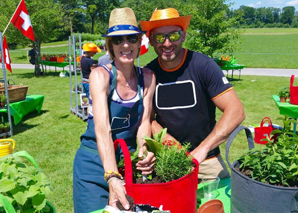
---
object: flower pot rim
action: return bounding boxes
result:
[232,160,298,191]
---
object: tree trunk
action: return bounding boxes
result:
[33,40,42,76]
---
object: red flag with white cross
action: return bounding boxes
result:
[140,34,149,56]
[11,0,35,41]
[2,36,12,73]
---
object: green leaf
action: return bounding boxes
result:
[277,162,287,169]
[144,138,163,156]
[32,193,46,211]
[0,178,16,193]
[289,163,297,171]
[13,191,27,205]
[24,186,39,198]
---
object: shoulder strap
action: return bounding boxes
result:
[101,65,113,86]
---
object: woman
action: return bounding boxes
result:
[73,8,156,212]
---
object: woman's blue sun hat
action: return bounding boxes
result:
[102,7,146,37]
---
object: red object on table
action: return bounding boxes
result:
[114,138,199,213]
[254,117,278,144]
[290,75,298,105]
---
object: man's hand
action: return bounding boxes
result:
[136,146,156,175]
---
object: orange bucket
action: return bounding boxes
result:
[0,139,15,158]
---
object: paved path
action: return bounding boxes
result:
[10,64,298,77]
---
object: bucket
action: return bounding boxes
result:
[0,139,15,158]
[198,199,225,213]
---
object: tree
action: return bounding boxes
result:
[182,0,242,57]
[82,0,120,34]
[280,6,295,25]
[57,0,85,35]
[0,0,65,76]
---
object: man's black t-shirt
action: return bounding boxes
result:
[146,50,232,159]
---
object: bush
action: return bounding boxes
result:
[72,33,102,42]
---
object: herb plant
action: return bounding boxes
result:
[0,154,53,212]
[118,128,194,183]
[155,142,193,183]
[239,116,298,187]
[278,86,290,98]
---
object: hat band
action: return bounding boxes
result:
[108,25,140,34]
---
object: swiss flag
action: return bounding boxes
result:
[11,0,35,41]
[2,36,12,73]
[140,34,149,56]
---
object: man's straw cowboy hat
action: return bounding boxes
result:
[82,43,101,52]
[140,8,191,37]
[102,7,146,37]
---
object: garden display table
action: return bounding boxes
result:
[272,95,298,133]
[42,61,75,73]
[91,177,231,213]
[220,64,246,79]
[0,95,44,125]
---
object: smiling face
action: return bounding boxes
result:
[108,34,141,64]
[150,25,186,69]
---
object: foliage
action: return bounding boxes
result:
[155,142,193,183]
[72,33,103,42]
[0,154,53,212]
[232,5,297,28]
[182,0,242,57]
[238,116,298,187]
[118,128,194,183]
[0,95,6,103]
[278,86,290,97]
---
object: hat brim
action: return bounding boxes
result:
[102,30,146,37]
[140,15,191,37]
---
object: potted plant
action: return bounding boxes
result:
[225,116,298,213]
[0,124,4,134]
[0,95,6,107]
[2,122,9,133]
[278,86,290,102]
[0,151,55,212]
[116,129,198,213]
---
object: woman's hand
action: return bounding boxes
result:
[108,178,130,210]
[136,145,156,175]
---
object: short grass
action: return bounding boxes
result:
[8,28,298,68]
[2,68,290,212]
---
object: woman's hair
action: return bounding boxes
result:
[106,35,142,60]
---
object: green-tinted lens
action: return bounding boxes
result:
[153,31,181,43]
[168,32,181,42]
[154,34,166,43]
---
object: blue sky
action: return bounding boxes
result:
[230,0,298,10]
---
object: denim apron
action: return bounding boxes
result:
[73,63,144,213]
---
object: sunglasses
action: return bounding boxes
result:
[110,34,139,45]
[152,31,182,43]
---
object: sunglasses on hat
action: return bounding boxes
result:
[110,34,140,45]
[152,31,182,43]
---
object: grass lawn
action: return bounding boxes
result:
[1,67,291,212]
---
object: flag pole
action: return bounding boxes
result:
[3,0,23,35]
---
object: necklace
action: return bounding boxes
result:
[123,66,136,88]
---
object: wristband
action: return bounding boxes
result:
[107,176,125,185]
[104,170,123,181]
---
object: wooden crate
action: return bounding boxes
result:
[0,85,29,103]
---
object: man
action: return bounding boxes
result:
[97,43,113,66]
[140,8,245,179]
